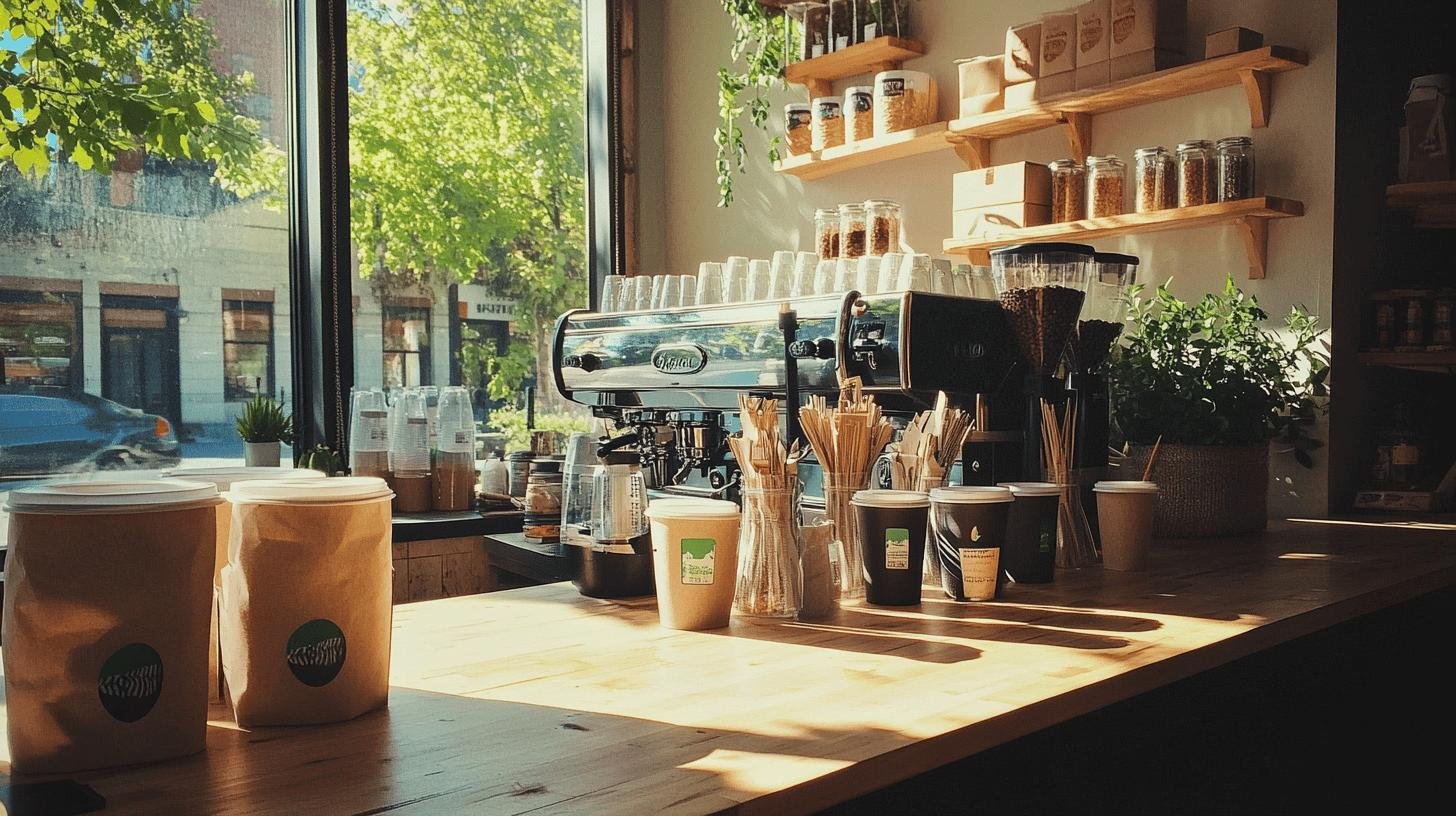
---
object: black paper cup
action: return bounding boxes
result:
[929,486,1013,601]
[997,482,1061,585]
[851,490,930,606]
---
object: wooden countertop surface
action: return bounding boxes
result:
[3,518,1454,814]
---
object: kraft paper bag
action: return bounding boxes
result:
[220,488,393,727]
[2,497,218,774]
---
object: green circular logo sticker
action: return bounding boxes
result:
[97,643,164,723]
[286,619,347,687]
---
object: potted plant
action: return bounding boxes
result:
[236,396,294,467]
[1108,278,1329,537]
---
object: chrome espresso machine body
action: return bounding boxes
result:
[552,290,1022,500]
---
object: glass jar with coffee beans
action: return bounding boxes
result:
[1216,136,1255,201]
[839,203,868,258]
[1086,155,1126,218]
[864,199,902,255]
[1049,159,1086,223]
[1176,140,1214,207]
[1133,146,1175,213]
[815,208,841,259]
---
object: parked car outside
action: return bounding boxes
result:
[0,386,182,478]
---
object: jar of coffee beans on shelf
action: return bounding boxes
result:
[785,103,813,156]
[865,199,902,255]
[1133,146,1175,213]
[845,86,875,144]
[812,96,844,151]
[1086,155,1126,218]
[1176,140,1214,207]
[839,202,868,258]
[1049,159,1086,223]
[815,207,841,259]
[1216,136,1255,201]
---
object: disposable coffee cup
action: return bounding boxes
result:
[997,482,1060,585]
[851,490,930,606]
[929,486,1013,601]
[2,479,221,773]
[646,498,742,630]
[162,466,326,703]
[1094,481,1159,571]
[220,477,394,727]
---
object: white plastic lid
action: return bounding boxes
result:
[1094,480,1159,494]
[929,486,1013,504]
[162,466,327,491]
[227,476,393,505]
[851,489,930,509]
[997,481,1061,497]
[5,479,220,514]
[645,497,741,520]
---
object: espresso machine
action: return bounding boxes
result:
[551,289,1023,505]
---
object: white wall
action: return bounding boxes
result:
[637,0,1337,517]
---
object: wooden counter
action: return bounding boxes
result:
[3,519,1453,814]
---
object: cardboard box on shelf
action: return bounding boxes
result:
[953,203,1052,239]
[1075,0,1112,89]
[1109,0,1186,60]
[959,91,1005,118]
[1204,26,1263,59]
[1110,48,1182,82]
[957,55,1004,117]
[1005,76,1074,109]
[952,161,1052,211]
[1041,10,1077,77]
[1004,21,1042,84]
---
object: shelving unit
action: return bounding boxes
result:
[775,121,951,179]
[783,36,924,100]
[942,197,1305,278]
[1357,351,1456,374]
[1385,181,1456,229]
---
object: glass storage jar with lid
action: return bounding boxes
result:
[1133,146,1175,213]
[815,207,840,259]
[1176,140,1214,207]
[1085,155,1126,218]
[987,242,1096,375]
[1216,136,1255,201]
[1049,159,1086,223]
[864,199,902,255]
[839,202,867,258]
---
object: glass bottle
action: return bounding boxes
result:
[839,202,867,258]
[1176,139,1214,207]
[1085,155,1126,218]
[1216,136,1255,201]
[1049,159,1086,222]
[1133,146,1174,213]
[814,207,840,259]
[863,198,902,255]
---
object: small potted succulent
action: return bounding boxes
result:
[236,396,294,467]
[1108,278,1329,537]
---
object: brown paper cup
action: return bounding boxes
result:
[220,477,394,727]
[1094,481,1159,571]
[646,499,741,631]
[2,480,221,774]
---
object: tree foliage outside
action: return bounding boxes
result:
[348,0,587,405]
[0,0,283,198]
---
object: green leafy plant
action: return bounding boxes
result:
[235,395,294,445]
[486,406,589,452]
[716,0,787,207]
[1109,278,1330,467]
[299,444,344,476]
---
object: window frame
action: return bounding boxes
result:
[0,285,84,391]
[222,298,277,401]
[380,302,433,389]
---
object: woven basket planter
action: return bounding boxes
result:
[1118,443,1269,538]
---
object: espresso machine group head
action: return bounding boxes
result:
[551,289,1021,499]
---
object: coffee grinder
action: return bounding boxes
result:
[1066,252,1139,542]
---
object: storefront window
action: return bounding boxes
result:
[0,287,82,388]
[382,304,431,389]
[223,299,276,401]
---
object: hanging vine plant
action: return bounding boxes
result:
[716,0,789,207]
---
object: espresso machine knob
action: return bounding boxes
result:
[562,352,602,372]
[787,337,835,359]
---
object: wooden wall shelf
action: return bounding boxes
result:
[775,121,954,179]
[783,36,924,99]
[1386,181,1456,229]
[1358,351,1456,374]
[942,196,1305,279]
[946,46,1308,167]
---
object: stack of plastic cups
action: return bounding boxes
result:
[878,252,905,292]
[747,259,772,301]
[678,275,697,306]
[349,387,390,478]
[697,262,724,306]
[857,256,881,294]
[899,254,933,292]
[419,385,439,452]
[970,266,997,299]
[615,278,634,311]
[389,388,431,512]
[792,252,818,297]
[600,275,626,313]
[834,258,855,292]
[659,275,682,309]
[632,276,653,311]
[769,251,794,300]
[432,386,475,511]
[813,259,836,296]
[952,264,974,297]
[931,259,953,294]
[724,256,749,303]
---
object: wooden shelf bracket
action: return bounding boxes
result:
[1059,112,1092,162]
[951,137,992,170]
[1239,68,1273,128]
[1235,214,1270,279]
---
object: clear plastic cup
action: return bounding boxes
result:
[648,275,667,308]
[389,389,430,478]
[723,256,749,303]
[769,251,795,299]
[952,265,973,297]
[600,275,625,313]
[857,255,881,294]
[792,252,818,297]
[899,253,933,292]
[878,252,905,292]
[931,258,953,294]
[631,275,652,311]
[834,257,854,292]
[678,274,697,307]
[813,259,836,295]
[696,262,724,306]
[748,259,772,301]
[657,274,681,309]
